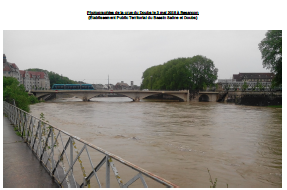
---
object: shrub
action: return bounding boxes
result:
[3,77,39,112]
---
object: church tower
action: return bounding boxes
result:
[3,54,7,63]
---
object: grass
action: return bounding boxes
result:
[207,168,228,188]
[268,105,282,108]
[13,126,22,137]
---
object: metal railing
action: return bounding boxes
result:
[3,101,178,188]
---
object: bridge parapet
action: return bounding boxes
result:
[31,90,190,102]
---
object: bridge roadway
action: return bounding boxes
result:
[31,90,190,102]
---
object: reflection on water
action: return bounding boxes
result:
[30,97,282,187]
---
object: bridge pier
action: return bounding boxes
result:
[133,97,140,102]
[191,91,219,102]
[83,97,89,102]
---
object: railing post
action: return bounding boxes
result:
[106,155,110,188]
[51,130,55,172]
[23,114,28,142]
[70,137,73,173]
[39,122,42,157]
[10,104,13,122]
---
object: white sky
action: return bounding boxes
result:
[1,0,285,86]
[3,30,269,86]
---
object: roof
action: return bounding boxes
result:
[10,63,19,69]
[18,70,47,79]
[3,63,11,71]
[3,62,20,72]
[115,82,129,87]
[28,71,46,79]
[233,73,274,81]
[19,70,25,77]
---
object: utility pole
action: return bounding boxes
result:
[108,75,109,90]
[150,76,153,90]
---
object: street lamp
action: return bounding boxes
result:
[150,76,153,90]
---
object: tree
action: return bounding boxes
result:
[187,55,218,90]
[141,55,218,91]
[258,83,265,91]
[258,30,282,86]
[242,81,248,91]
[3,77,39,112]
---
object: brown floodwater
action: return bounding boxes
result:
[30,97,282,188]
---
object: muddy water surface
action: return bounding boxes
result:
[30,97,282,188]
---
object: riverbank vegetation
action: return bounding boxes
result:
[267,105,282,108]
[3,77,39,112]
[258,30,282,87]
[140,55,218,91]
[27,68,80,87]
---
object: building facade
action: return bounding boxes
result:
[217,72,275,91]
[233,72,274,82]
[3,54,50,91]
[3,54,21,81]
[19,70,50,91]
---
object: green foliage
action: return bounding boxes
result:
[268,105,282,108]
[207,168,228,188]
[203,83,207,91]
[207,168,217,188]
[258,83,265,91]
[242,81,248,91]
[14,126,22,137]
[29,95,39,104]
[48,71,78,87]
[141,55,218,91]
[258,30,282,86]
[27,68,78,88]
[3,77,39,112]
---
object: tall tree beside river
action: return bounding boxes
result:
[258,30,282,87]
[141,55,218,90]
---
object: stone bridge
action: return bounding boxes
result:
[31,90,190,102]
[191,91,219,102]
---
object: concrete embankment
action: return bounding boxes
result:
[223,91,282,106]
[235,93,282,106]
[3,115,58,188]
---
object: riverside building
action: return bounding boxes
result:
[3,54,50,91]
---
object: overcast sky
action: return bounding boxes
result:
[3,30,270,86]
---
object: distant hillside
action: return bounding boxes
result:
[27,68,82,87]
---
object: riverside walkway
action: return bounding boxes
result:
[3,115,58,188]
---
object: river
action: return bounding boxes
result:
[30,97,282,188]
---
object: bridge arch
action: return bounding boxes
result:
[199,94,209,102]
[141,93,185,102]
[37,93,51,99]
[88,92,136,101]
